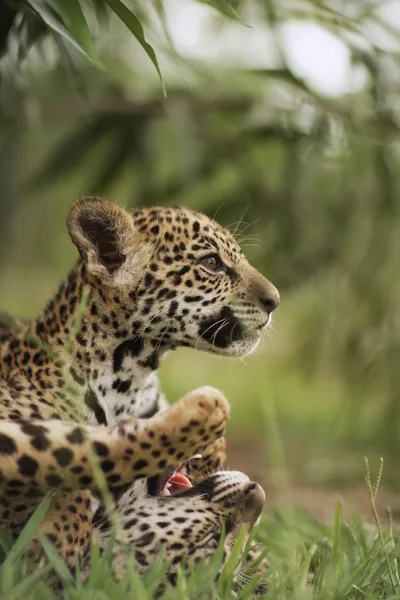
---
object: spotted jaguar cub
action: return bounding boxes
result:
[0,197,279,580]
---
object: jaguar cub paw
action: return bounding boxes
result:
[178,386,230,425]
[158,386,230,457]
[177,386,229,455]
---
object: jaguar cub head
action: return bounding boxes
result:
[113,470,265,581]
[68,197,279,357]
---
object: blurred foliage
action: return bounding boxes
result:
[1,0,400,458]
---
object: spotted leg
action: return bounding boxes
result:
[0,387,229,567]
[0,387,229,496]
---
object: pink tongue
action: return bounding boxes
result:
[169,473,192,494]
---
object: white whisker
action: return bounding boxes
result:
[232,206,251,238]
[212,203,225,221]
[194,317,228,350]
[210,318,230,346]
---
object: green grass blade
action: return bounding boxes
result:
[38,534,74,584]
[220,526,247,597]
[330,501,342,571]
[125,552,150,600]
[141,548,167,595]
[67,284,91,354]
[236,572,263,599]
[3,565,53,600]
[0,530,14,556]
[5,494,52,564]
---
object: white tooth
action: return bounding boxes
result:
[192,454,202,459]
[161,482,172,496]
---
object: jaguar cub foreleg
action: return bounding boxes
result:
[0,387,229,497]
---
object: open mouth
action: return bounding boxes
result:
[160,463,193,496]
[147,455,201,497]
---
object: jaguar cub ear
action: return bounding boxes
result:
[67,196,136,282]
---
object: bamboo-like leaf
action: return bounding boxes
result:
[86,119,148,193]
[152,0,175,50]
[28,117,116,188]
[0,3,18,58]
[200,0,242,21]
[44,0,101,66]
[105,0,165,96]
[18,11,48,60]
[250,67,320,97]
[25,0,99,65]
[90,0,109,22]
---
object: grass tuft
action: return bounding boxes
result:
[2,489,400,599]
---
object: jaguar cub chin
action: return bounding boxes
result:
[0,197,278,581]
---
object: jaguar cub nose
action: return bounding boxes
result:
[253,279,280,315]
[259,287,280,314]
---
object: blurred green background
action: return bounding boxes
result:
[1,0,400,520]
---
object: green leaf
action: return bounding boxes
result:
[25,0,100,66]
[105,0,166,97]
[44,0,102,67]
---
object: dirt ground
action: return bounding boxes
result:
[228,437,400,525]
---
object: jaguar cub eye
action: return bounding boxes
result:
[199,254,224,274]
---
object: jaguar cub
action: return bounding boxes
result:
[0,197,279,580]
